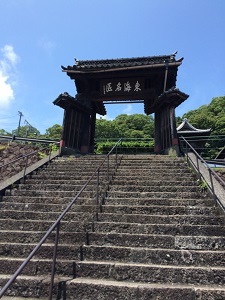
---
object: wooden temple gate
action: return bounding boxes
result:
[54,53,189,154]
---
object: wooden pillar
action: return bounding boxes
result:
[154,110,162,153]
[80,112,91,153]
[89,109,96,153]
[154,105,179,155]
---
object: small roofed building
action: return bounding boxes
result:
[177,118,211,150]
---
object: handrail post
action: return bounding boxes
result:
[48,145,52,161]
[107,156,109,184]
[49,222,60,300]
[115,145,118,167]
[96,169,100,205]
[22,156,29,183]
[208,168,217,203]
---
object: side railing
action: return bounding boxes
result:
[0,138,123,299]
[180,136,225,212]
[0,144,60,195]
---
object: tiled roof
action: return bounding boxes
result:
[177,118,211,133]
[62,52,182,71]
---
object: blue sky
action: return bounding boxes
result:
[0,0,224,134]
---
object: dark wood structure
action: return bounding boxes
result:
[54,53,189,154]
[177,118,211,150]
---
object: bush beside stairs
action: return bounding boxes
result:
[0,154,225,299]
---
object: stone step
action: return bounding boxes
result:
[2,196,93,205]
[6,189,96,198]
[106,190,204,199]
[29,173,109,181]
[98,213,225,225]
[0,274,69,298]
[66,277,225,300]
[0,219,89,232]
[81,245,225,267]
[111,179,198,186]
[100,205,217,216]
[0,209,95,221]
[0,257,75,277]
[104,197,214,207]
[0,243,81,260]
[113,173,195,181]
[116,168,191,173]
[17,183,101,191]
[84,232,225,250]
[92,221,225,236]
[0,203,98,213]
[24,178,100,185]
[75,260,225,285]
[109,185,201,193]
[0,230,86,244]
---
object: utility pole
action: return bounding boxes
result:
[17,111,23,136]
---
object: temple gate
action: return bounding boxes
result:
[54,52,189,154]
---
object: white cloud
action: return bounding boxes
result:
[122,104,133,114]
[38,38,55,55]
[0,45,20,108]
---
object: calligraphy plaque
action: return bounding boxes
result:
[100,78,145,96]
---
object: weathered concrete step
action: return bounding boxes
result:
[29,173,108,181]
[75,260,225,285]
[0,257,75,276]
[112,173,195,181]
[42,165,114,172]
[98,213,225,225]
[107,190,204,199]
[109,185,201,193]
[104,197,214,207]
[0,209,95,221]
[92,221,225,236]
[100,204,217,216]
[82,245,225,267]
[0,218,89,232]
[116,168,191,173]
[111,179,198,186]
[85,232,175,248]
[2,195,93,205]
[0,274,70,298]
[0,202,98,213]
[0,243,81,260]
[85,232,225,251]
[6,189,96,198]
[18,183,98,191]
[0,230,86,244]
[118,160,186,165]
[2,297,48,300]
[66,277,225,300]
[24,178,100,185]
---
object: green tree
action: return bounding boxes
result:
[45,124,62,140]
[0,129,10,135]
[12,125,40,137]
[95,119,120,139]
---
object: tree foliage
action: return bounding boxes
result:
[95,114,154,139]
[183,96,225,135]
[44,124,62,140]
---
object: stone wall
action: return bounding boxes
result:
[0,142,41,182]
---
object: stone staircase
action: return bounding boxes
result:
[0,154,225,299]
[0,155,112,299]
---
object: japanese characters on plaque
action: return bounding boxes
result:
[101,79,144,96]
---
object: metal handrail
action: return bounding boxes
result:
[180,136,225,211]
[0,138,122,299]
[0,134,60,144]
